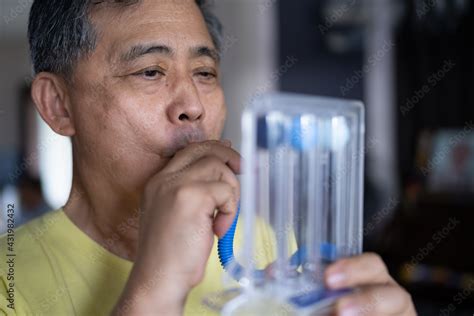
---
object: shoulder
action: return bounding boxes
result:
[0,208,64,272]
[0,209,64,314]
[0,209,62,255]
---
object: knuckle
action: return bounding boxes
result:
[187,143,202,158]
[363,253,390,282]
[226,173,239,190]
[365,252,385,268]
[222,182,234,195]
[225,176,240,201]
[225,185,237,204]
[226,182,236,196]
[173,184,199,203]
[199,156,224,178]
[202,189,216,206]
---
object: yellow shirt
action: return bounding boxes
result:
[0,208,226,315]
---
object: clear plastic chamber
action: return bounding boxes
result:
[221,93,365,315]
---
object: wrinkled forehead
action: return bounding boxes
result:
[89,0,215,64]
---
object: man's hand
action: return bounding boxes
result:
[113,140,241,315]
[325,253,417,316]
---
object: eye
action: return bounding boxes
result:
[144,70,160,77]
[194,69,217,82]
[133,68,165,80]
[197,71,215,78]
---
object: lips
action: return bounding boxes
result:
[163,128,207,157]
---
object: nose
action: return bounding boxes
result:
[166,77,205,125]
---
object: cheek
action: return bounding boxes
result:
[77,78,170,142]
[104,95,164,146]
[72,88,139,155]
[204,94,227,137]
[72,99,121,160]
[104,93,179,159]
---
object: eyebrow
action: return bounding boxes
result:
[119,43,220,64]
[120,44,173,62]
[190,46,221,63]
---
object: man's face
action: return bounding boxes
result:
[68,0,226,185]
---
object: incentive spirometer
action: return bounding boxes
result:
[211,93,365,315]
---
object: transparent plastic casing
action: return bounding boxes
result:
[222,93,365,315]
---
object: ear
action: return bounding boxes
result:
[31,72,75,137]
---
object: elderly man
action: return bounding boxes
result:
[0,0,417,315]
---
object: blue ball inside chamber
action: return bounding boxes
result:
[290,115,318,151]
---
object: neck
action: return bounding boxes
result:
[63,160,144,262]
[63,138,170,261]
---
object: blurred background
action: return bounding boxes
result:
[0,0,473,314]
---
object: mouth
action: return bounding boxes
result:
[162,128,208,157]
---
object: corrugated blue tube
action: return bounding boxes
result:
[217,205,307,281]
[217,206,246,280]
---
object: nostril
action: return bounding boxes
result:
[178,113,189,121]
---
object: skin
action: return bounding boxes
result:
[29,0,417,315]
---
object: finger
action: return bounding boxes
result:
[333,284,414,316]
[198,181,238,237]
[185,156,240,200]
[164,141,241,174]
[177,181,235,225]
[220,139,232,147]
[325,253,395,290]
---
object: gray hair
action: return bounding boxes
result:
[28,0,222,77]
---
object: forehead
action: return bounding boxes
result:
[90,0,215,61]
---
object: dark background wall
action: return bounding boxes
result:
[278,0,474,314]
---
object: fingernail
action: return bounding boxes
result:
[327,273,346,287]
[341,306,359,316]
